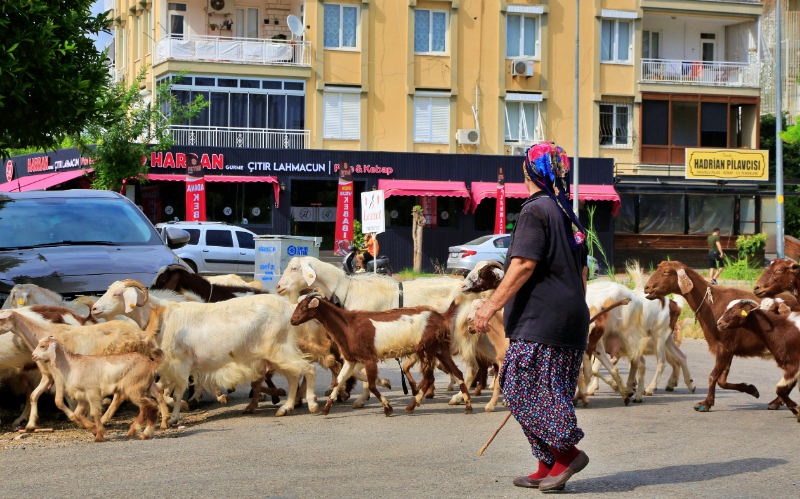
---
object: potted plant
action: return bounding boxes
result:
[221,20,232,30]
[208,23,219,31]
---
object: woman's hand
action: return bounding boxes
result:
[474,300,499,334]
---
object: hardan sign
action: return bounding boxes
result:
[685,149,769,181]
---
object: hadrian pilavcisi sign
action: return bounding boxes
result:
[685,149,769,181]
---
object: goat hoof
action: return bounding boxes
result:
[465,405,473,414]
[404,406,416,414]
[767,402,782,410]
[271,396,281,405]
[665,386,675,392]
[275,407,292,417]
[379,378,391,389]
[180,401,189,411]
[446,386,455,392]
[623,397,631,406]
[694,402,711,412]
[138,434,149,440]
[13,417,27,427]
[748,386,760,399]
[227,387,235,394]
[324,388,333,396]
[217,395,228,405]
[167,417,179,426]
[308,403,320,414]
[384,407,393,417]
[633,397,643,403]
[582,401,589,408]
[484,405,495,413]
[474,389,482,397]
[689,385,697,394]
[351,402,365,409]
[645,389,656,396]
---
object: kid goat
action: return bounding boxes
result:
[290,292,471,416]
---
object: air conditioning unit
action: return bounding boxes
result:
[208,0,235,16]
[509,146,528,156]
[456,129,480,145]
[511,60,534,77]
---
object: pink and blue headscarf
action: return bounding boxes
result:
[523,142,586,250]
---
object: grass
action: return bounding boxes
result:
[397,269,437,279]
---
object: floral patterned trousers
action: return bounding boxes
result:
[499,340,585,466]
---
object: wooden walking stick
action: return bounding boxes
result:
[477,298,631,456]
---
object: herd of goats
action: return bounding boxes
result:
[1,256,799,443]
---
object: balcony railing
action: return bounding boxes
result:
[154,35,311,67]
[641,59,760,88]
[170,126,310,149]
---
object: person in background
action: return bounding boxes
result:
[708,227,725,285]
[356,233,379,272]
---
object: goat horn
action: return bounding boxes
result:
[121,279,148,303]
[307,291,326,299]
[484,261,504,270]
[740,299,758,307]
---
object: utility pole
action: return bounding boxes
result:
[777,0,785,259]
[573,0,580,213]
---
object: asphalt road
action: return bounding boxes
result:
[0,338,797,499]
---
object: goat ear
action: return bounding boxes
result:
[791,263,800,275]
[122,288,144,311]
[779,303,792,315]
[677,269,693,294]
[492,268,505,282]
[0,311,12,319]
[301,262,316,286]
[47,341,57,355]
[308,298,320,308]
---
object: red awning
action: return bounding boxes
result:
[378,179,470,199]
[470,182,621,216]
[145,174,281,207]
[0,169,93,193]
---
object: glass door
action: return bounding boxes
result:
[168,3,186,38]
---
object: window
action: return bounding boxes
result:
[323,92,360,140]
[120,27,126,69]
[506,14,539,58]
[324,4,358,49]
[504,101,540,143]
[147,9,152,54]
[701,33,716,62]
[414,96,449,143]
[235,8,259,39]
[236,231,255,249]
[384,196,459,228]
[415,9,448,54]
[184,229,201,245]
[599,102,633,148]
[205,230,234,248]
[134,14,140,60]
[600,19,632,63]
[493,236,511,248]
[168,3,186,38]
[642,30,660,59]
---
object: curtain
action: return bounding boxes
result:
[190,91,209,126]
[171,90,191,125]
[639,194,685,234]
[324,4,340,47]
[432,12,447,52]
[414,10,430,52]
[248,94,267,129]
[506,15,520,57]
[616,193,636,233]
[235,9,244,38]
[523,16,537,56]
[268,95,286,129]
[210,92,229,128]
[247,8,258,39]
[286,96,305,130]
[342,6,358,48]
[229,94,248,128]
[688,196,734,235]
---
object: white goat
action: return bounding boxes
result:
[206,274,262,290]
[3,284,93,318]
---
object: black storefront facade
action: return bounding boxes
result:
[3,147,617,273]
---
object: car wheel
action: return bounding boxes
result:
[184,260,198,273]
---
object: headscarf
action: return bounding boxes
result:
[523,142,586,250]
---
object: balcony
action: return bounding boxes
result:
[170,126,309,149]
[154,35,311,68]
[641,59,760,87]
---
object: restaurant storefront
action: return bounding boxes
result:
[3,147,619,272]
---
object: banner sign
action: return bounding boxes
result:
[185,154,206,221]
[495,166,506,234]
[361,189,385,235]
[140,185,162,224]
[418,196,438,228]
[685,149,769,181]
[334,159,354,256]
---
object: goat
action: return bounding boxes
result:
[755,259,800,299]
[466,299,508,412]
[290,292,468,416]
[151,265,268,302]
[147,295,315,425]
[32,337,165,442]
[0,307,165,431]
[206,274,263,290]
[717,299,800,421]
[643,261,779,412]
[3,283,93,318]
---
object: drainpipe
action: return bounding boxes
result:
[572,0,580,213]
[777,0,785,259]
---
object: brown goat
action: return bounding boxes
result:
[754,259,800,299]
[717,299,800,422]
[28,305,97,325]
[643,261,778,412]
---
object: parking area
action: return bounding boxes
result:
[0,338,797,499]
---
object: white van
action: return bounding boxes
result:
[154,222,256,276]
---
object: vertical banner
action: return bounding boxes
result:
[334,159,354,256]
[185,153,206,221]
[417,196,438,227]
[495,165,506,234]
[140,185,162,224]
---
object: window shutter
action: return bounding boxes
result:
[414,97,431,142]
[430,97,450,144]
[323,93,341,139]
[340,93,360,140]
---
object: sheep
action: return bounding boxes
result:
[3,283,93,318]
[151,265,268,302]
[147,295,316,425]
[643,261,781,412]
[0,307,164,431]
[31,337,165,442]
[290,292,469,416]
[206,274,263,290]
[717,299,800,421]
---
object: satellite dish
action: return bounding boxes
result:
[287,15,305,38]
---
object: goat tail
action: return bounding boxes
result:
[145,306,165,339]
[626,260,643,292]
[150,348,165,368]
[442,298,460,329]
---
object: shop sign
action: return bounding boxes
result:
[5,160,12,182]
[685,149,769,181]
[418,196,437,228]
[185,153,207,221]
[334,160,354,255]
[495,166,506,234]
[361,190,385,234]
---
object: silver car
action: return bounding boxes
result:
[446,234,599,277]
[154,221,256,276]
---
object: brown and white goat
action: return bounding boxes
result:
[290,292,470,416]
[754,259,800,298]
[718,299,800,421]
[151,265,268,302]
[31,337,165,442]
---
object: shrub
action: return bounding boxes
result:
[736,233,768,259]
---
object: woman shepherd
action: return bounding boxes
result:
[473,142,590,492]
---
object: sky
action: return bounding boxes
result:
[89,2,113,51]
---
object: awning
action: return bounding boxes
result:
[0,169,93,193]
[469,182,530,213]
[378,179,470,199]
[470,182,621,216]
[145,174,281,207]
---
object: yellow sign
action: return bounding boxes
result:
[685,149,769,181]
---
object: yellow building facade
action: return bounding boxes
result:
[108,0,764,175]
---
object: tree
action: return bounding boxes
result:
[412,205,425,273]
[0,1,113,158]
[764,113,800,237]
[81,68,207,191]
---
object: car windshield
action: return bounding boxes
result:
[463,235,494,246]
[0,197,162,249]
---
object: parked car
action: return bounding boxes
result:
[154,221,256,276]
[446,234,599,277]
[0,190,189,301]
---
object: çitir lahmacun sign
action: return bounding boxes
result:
[685,149,769,181]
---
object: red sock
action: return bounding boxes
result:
[527,460,553,480]
[549,445,581,476]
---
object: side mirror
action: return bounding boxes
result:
[165,227,190,250]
